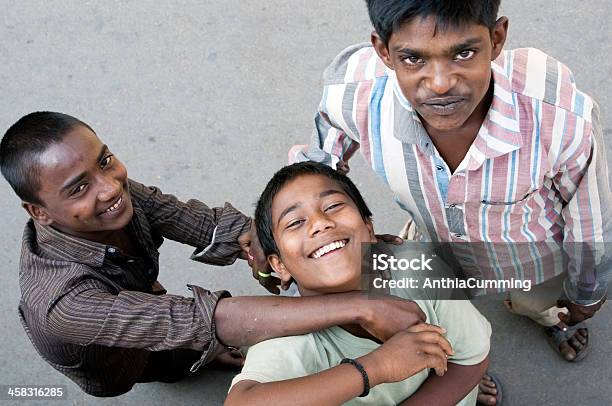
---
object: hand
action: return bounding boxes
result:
[375,234,404,245]
[356,294,426,341]
[557,295,606,326]
[359,323,453,385]
[238,220,286,295]
[336,160,350,175]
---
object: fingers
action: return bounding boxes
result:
[419,342,449,375]
[422,349,448,377]
[375,234,404,245]
[405,324,454,356]
[259,274,282,295]
[404,302,427,322]
[418,331,453,356]
[280,277,294,291]
[406,323,445,334]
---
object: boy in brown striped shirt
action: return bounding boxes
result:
[0,111,426,397]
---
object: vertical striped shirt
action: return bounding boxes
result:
[18,179,250,396]
[292,43,611,300]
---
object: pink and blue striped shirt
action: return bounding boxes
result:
[291,43,611,299]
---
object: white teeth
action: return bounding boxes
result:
[312,240,346,259]
[105,196,122,213]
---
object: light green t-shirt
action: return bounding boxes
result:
[230,289,491,405]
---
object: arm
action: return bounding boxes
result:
[226,365,374,406]
[225,324,453,406]
[289,46,372,172]
[554,102,611,317]
[215,291,426,346]
[289,106,360,174]
[399,357,489,406]
[47,279,425,367]
[128,180,250,266]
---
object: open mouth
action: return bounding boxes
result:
[309,239,349,259]
[100,195,123,215]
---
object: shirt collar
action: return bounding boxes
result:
[390,53,522,168]
[34,221,108,267]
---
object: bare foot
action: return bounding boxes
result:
[477,374,499,405]
[547,322,588,361]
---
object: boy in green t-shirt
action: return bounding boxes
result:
[226,162,491,406]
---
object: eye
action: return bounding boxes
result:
[455,50,475,61]
[403,55,425,66]
[286,219,304,229]
[71,184,87,196]
[324,202,344,212]
[100,154,113,169]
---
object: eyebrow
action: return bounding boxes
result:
[394,37,483,56]
[275,188,345,225]
[60,144,108,194]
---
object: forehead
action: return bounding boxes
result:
[390,16,490,51]
[271,174,346,217]
[36,126,103,190]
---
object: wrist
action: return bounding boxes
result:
[357,352,384,387]
[352,293,374,326]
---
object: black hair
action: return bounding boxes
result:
[366,0,502,46]
[0,111,94,206]
[255,161,373,257]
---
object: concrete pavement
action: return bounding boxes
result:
[1,1,610,404]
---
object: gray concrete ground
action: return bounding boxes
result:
[0,1,610,405]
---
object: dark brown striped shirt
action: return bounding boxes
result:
[18,179,250,396]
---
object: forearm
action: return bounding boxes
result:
[47,286,217,351]
[214,292,367,347]
[399,358,489,406]
[226,360,377,406]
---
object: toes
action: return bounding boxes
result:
[481,380,497,389]
[568,336,584,352]
[477,393,497,405]
[558,340,576,361]
[479,383,498,394]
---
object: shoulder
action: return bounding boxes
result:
[127,178,159,202]
[498,48,595,121]
[230,334,320,388]
[323,42,390,86]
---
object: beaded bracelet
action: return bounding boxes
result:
[340,358,370,397]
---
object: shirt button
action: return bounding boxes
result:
[107,247,116,254]
[127,259,135,263]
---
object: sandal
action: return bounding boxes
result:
[477,372,503,406]
[544,322,589,362]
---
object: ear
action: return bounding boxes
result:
[490,17,508,60]
[371,31,394,70]
[267,254,293,284]
[22,202,53,226]
[365,217,376,241]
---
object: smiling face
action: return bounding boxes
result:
[372,16,507,136]
[24,125,134,243]
[268,174,376,296]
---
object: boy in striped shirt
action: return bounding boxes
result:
[292,1,610,404]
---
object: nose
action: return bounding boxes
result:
[308,210,335,237]
[424,61,456,95]
[97,174,122,202]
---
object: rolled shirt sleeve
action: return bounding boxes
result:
[554,103,611,303]
[128,180,251,266]
[45,276,230,372]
